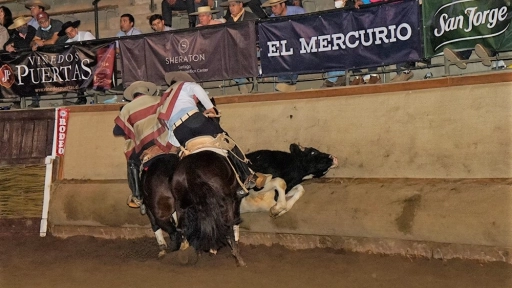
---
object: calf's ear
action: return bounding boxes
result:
[290,143,302,154]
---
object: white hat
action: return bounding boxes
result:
[189,6,219,15]
[123,81,158,101]
[261,0,286,7]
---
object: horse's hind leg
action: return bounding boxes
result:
[146,209,168,257]
[228,225,246,267]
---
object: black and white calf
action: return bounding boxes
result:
[240,144,338,217]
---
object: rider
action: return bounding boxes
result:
[113,81,175,210]
[159,72,269,198]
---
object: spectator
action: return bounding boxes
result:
[58,20,95,42]
[5,16,35,52]
[58,20,96,105]
[190,6,223,26]
[5,16,36,109]
[390,62,414,83]
[27,12,62,108]
[30,12,62,51]
[0,6,13,29]
[222,0,257,22]
[161,0,209,28]
[149,14,174,32]
[261,0,305,92]
[116,13,142,37]
[444,45,506,70]
[0,6,12,49]
[24,0,50,30]
[221,0,258,94]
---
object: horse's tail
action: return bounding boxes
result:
[182,181,236,252]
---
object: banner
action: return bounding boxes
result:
[55,107,70,157]
[0,42,115,100]
[423,0,512,57]
[258,0,422,76]
[119,21,258,86]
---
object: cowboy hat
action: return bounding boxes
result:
[123,81,158,101]
[8,16,32,30]
[261,0,286,7]
[189,6,219,16]
[164,72,195,85]
[25,0,51,10]
[219,0,250,7]
[58,20,80,36]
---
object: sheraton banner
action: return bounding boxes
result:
[423,0,512,57]
[119,21,258,86]
[0,42,115,100]
[258,0,422,76]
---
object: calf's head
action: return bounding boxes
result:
[289,144,338,179]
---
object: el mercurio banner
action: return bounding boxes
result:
[0,42,115,100]
[258,0,422,76]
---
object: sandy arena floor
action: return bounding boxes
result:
[1,230,511,288]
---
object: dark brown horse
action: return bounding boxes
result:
[171,150,246,266]
[141,153,182,258]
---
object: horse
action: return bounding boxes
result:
[140,153,183,258]
[170,149,247,267]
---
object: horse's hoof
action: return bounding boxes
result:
[157,249,167,258]
[177,247,198,265]
[269,206,286,218]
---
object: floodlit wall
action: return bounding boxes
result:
[49,73,512,263]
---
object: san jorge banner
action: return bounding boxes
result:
[258,0,422,76]
[0,42,115,100]
[119,21,258,87]
[423,0,512,57]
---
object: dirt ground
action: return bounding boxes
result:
[1,230,511,288]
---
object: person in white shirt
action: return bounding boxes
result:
[57,20,96,105]
[58,20,95,42]
[149,14,174,32]
[116,14,142,37]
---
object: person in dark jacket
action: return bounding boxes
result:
[221,0,258,23]
[4,16,36,52]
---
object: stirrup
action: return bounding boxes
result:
[127,195,142,208]
[245,173,270,189]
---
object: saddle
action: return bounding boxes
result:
[180,133,235,158]
[140,145,179,167]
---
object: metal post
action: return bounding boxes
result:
[92,0,101,38]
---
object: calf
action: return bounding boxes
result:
[240,144,338,217]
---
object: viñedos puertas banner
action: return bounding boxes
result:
[258,0,422,76]
[0,42,115,100]
[119,21,258,87]
[423,0,512,57]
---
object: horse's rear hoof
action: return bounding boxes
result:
[177,247,198,265]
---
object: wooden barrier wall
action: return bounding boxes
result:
[48,72,512,263]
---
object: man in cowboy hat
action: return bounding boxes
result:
[57,20,96,105]
[261,0,304,17]
[58,20,95,43]
[219,0,258,94]
[161,72,269,198]
[221,0,258,22]
[261,0,305,92]
[113,81,173,211]
[24,0,50,29]
[161,0,208,28]
[4,16,36,52]
[189,6,224,26]
[4,16,37,109]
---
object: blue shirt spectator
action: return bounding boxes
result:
[262,0,306,17]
